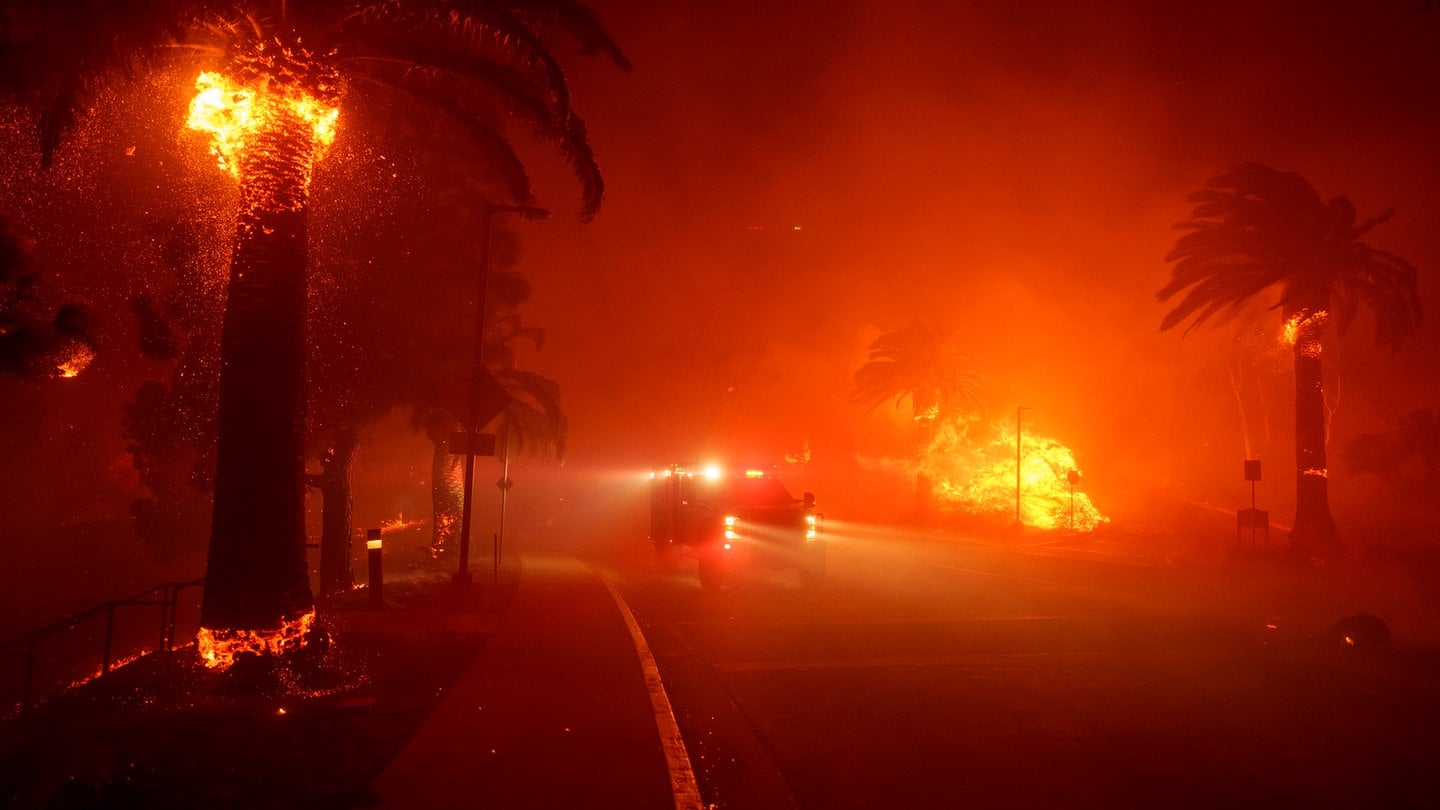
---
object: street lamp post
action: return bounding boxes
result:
[454,202,548,587]
[1015,405,1033,525]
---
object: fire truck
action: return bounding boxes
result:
[650,463,823,590]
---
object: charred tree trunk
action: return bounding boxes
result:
[314,426,359,597]
[201,114,316,633]
[1289,319,1339,552]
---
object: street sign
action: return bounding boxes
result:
[471,368,511,428]
[448,431,497,457]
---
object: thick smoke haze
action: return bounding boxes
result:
[2,0,1437,633]
[513,0,1440,526]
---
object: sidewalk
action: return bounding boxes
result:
[372,553,679,809]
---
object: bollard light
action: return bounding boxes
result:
[367,528,383,609]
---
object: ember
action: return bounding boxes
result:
[1281,309,1328,357]
[196,609,316,670]
[53,342,94,378]
[380,512,426,534]
[431,513,456,558]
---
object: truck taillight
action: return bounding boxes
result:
[806,514,818,540]
[724,514,740,541]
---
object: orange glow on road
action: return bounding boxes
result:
[196,609,316,670]
[921,420,1108,531]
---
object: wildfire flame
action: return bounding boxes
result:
[380,512,427,534]
[196,609,316,670]
[53,342,94,378]
[1281,309,1328,356]
[66,650,149,692]
[920,419,1108,532]
[186,69,339,180]
[431,513,456,558]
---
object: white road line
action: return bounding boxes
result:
[595,567,704,810]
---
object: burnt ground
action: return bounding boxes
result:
[0,555,520,810]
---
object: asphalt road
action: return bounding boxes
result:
[600,524,1440,809]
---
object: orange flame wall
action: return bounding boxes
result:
[919,419,1108,531]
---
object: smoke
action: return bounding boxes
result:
[519,0,1440,532]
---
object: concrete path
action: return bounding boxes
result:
[372,553,683,809]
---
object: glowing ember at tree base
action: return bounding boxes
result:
[380,512,427,534]
[196,609,317,670]
[919,419,1109,532]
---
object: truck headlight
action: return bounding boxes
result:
[805,514,818,540]
[724,514,740,541]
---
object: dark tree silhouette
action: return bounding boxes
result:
[2,0,626,661]
[1159,163,1422,551]
[850,322,984,516]
[1344,408,1439,490]
[496,370,567,459]
[418,265,566,556]
[121,217,223,562]
[0,209,95,378]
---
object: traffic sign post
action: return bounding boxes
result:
[1238,460,1268,545]
[452,202,543,586]
[453,367,511,586]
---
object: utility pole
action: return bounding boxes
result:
[453,203,547,586]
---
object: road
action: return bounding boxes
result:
[598,522,1440,809]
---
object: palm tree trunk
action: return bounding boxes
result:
[200,113,316,632]
[1290,329,1339,550]
[316,426,359,597]
[431,436,464,554]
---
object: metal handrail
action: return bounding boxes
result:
[0,577,204,711]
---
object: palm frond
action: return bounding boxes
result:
[1,0,194,164]
[346,69,534,206]
[1158,163,1419,351]
[850,322,984,420]
[496,368,567,462]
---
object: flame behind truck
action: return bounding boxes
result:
[650,464,823,590]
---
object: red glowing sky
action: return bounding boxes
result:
[501,0,1439,514]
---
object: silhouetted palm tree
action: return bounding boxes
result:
[1159,163,1422,550]
[851,322,984,514]
[1343,408,1438,488]
[2,1,626,655]
[496,367,568,462]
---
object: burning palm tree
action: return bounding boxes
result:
[2,0,627,666]
[851,322,984,515]
[1158,163,1422,552]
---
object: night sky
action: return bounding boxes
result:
[2,0,1438,627]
